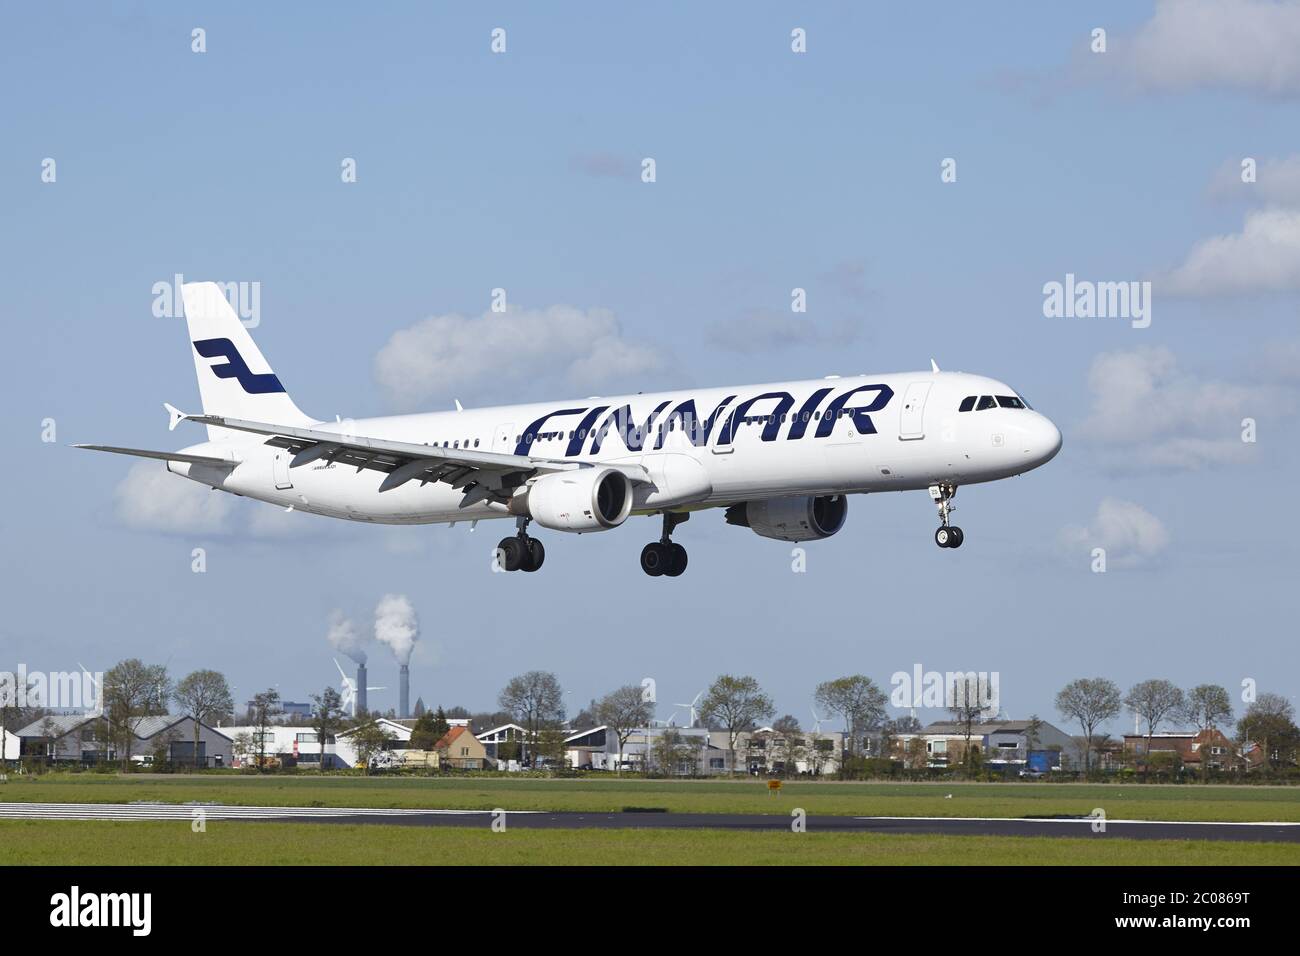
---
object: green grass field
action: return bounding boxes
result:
[4,772,1300,821]
[2,819,1297,866]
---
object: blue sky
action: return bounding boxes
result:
[3,2,1298,735]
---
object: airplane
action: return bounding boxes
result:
[77,282,1062,577]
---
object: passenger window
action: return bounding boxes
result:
[976,396,997,411]
[958,396,976,413]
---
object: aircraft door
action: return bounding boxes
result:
[899,382,932,440]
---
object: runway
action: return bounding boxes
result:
[2,803,1298,841]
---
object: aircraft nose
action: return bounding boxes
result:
[1027,414,1062,465]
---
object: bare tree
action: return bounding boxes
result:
[1124,679,1185,777]
[1055,678,1121,774]
[1237,693,1299,770]
[102,659,171,770]
[498,671,565,765]
[173,669,233,769]
[814,675,888,758]
[699,675,774,774]
[594,685,655,773]
[947,673,985,777]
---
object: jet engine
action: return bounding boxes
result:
[518,467,633,533]
[725,494,848,542]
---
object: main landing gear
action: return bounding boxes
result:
[641,512,689,577]
[930,482,964,549]
[497,517,545,572]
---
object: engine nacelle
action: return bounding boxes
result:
[726,494,848,542]
[518,467,633,533]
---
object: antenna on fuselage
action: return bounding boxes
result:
[930,359,941,373]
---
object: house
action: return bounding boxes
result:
[892,719,1076,770]
[17,713,233,767]
[221,723,338,768]
[131,716,233,768]
[476,723,532,764]
[434,726,487,769]
[564,725,716,773]
[738,727,845,776]
[16,714,115,764]
[1123,729,1239,771]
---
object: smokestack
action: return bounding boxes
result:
[399,664,410,719]
[356,663,368,716]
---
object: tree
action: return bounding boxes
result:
[249,688,281,772]
[698,675,774,774]
[814,676,888,758]
[173,669,233,770]
[1124,679,1185,777]
[498,671,565,765]
[650,728,702,777]
[1055,678,1121,774]
[770,718,807,777]
[409,706,451,751]
[946,673,986,778]
[349,721,396,774]
[309,687,346,771]
[1181,684,1233,779]
[1183,684,1232,732]
[102,659,171,770]
[594,685,655,773]
[1238,693,1300,771]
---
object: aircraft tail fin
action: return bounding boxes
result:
[181,282,314,439]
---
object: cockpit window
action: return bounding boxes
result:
[996,395,1026,409]
[958,396,976,412]
[976,395,997,411]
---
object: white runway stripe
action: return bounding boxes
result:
[0,803,530,821]
[854,815,1300,827]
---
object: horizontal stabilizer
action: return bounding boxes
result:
[73,444,235,467]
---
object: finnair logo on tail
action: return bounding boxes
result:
[193,338,285,394]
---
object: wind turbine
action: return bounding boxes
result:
[333,659,385,718]
[675,690,705,728]
[810,704,830,734]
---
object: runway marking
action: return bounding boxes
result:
[0,803,528,821]
[854,815,1300,827]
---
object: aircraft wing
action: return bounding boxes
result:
[72,444,237,467]
[185,413,650,507]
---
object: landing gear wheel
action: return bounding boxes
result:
[664,543,688,577]
[947,527,964,549]
[935,527,954,549]
[497,536,526,571]
[641,542,669,576]
[522,537,545,572]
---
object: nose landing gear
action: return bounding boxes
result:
[641,512,689,577]
[930,483,964,549]
[497,517,545,572]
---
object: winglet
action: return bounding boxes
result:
[454,399,464,412]
[930,359,941,374]
[163,402,188,432]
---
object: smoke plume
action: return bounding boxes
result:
[327,609,368,665]
[374,593,419,665]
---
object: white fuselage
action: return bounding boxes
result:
[169,370,1062,525]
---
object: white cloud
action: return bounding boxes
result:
[1059,499,1170,568]
[1114,0,1300,96]
[1209,155,1300,205]
[373,305,668,408]
[114,462,233,534]
[1077,346,1277,471]
[1157,208,1300,295]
